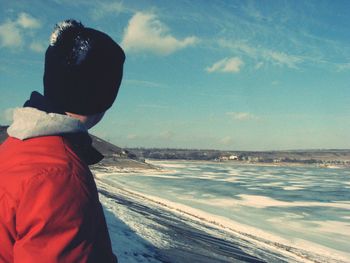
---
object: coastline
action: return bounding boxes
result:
[145,159,350,169]
[95,173,349,263]
[96,177,293,263]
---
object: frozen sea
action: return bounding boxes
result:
[95,160,350,262]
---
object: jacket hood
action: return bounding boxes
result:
[8,107,87,140]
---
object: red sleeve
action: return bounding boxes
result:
[14,167,116,263]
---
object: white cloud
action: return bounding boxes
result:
[226,112,257,121]
[206,57,243,73]
[29,41,46,53]
[0,21,22,47]
[0,13,41,49]
[122,12,198,55]
[16,13,41,29]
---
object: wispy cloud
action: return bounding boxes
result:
[337,63,350,72]
[124,79,168,89]
[271,80,280,86]
[127,134,139,140]
[222,41,257,57]
[206,57,243,73]
[0,21,22,48]
[122,12,198,55]
[226,112,258,121]
[159,131,174,140]
[0,13,41,49]
[137,104,169,109]
[90,1,126,19]
[16,13,41,29]
[262,50,302,69]
[218,39,303,69]
[29,41,46,53]
[255,61,264,69]
[220,136,233,145]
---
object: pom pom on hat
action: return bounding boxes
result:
[44,19,125,115]
[49,19,84,46]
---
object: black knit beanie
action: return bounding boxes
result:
[44,19,125,115]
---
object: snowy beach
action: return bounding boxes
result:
[93,161,350,263]
[97,179,305,263]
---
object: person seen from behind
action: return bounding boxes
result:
[0,19,125,262]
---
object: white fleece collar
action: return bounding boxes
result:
[7,107,87,140]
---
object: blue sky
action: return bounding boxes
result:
[0,0,349,150]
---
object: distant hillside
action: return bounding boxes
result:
[2,126,349,167]
[0,126,151,169]
[129,147,350,167]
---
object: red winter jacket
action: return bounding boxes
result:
[0,109,117,262]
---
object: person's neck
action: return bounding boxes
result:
[65,111,105,129]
